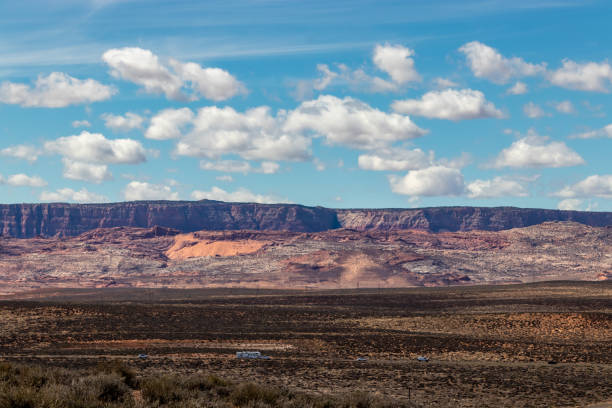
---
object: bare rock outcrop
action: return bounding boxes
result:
[0,200,610,238]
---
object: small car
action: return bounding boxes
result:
[138,354,148,359]
[356,357,368,362]
[417,356,429,362]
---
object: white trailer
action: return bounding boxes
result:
[236,351,270,359]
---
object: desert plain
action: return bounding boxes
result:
[0,282,610,407]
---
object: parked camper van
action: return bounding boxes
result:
[236,351,270,359]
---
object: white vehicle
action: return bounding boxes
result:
[417,356,429,362]
[236,351,270,359]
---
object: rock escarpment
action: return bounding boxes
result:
[0,200,610,238]
[0,200,340,238]
[336,207,612,232]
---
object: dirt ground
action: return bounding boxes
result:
[0,281,610,407]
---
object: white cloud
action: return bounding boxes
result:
[493,131,584,168]
[145,107,194,140]
[123,181,179,201]
[433,77,459,89]
[1,145,41,163]
[102,47,245,101]
[169,59,247,101]
[388,166,464,197]
[372,44,420,84]
[62,159,112,184]
[216,175,233,182]
[0,72,115,108]
[191,186,289,204]
[572,124,612,139]
[294,44,419,98]
[358,148,432,171]
[176,105,311,161]
[313,64,338,91]
[293,64,339,100]
[39,188,107,203]
[458,41,545,84]
[466,176,529,198]
[199,160,280,174]
[1,174,47,187]
[151,96,424,163]
[72,120,91,128]
[101,112,145,132]
[507,81,528,95]
[548,59,612,92]
[344,67,399,92]
[523,102,548,118]
[553,175,612,198]
[45,131,147,164]
[557,198,583,211]
[285,95,426,150]
[392,89,503,120]
[103,47,184,99]
[554,100,575,114]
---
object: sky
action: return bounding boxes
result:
[0,0,611,210]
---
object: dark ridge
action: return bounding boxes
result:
[0,200,610,238]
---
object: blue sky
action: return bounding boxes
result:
[1,0,611,210]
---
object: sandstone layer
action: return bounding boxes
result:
[0,201,611,238]
[1,221,609,294]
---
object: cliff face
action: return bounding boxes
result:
[0,201,340,238]
[0,201,610,238]
[336,207,612,232]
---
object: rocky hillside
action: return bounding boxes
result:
[0,201,340,238]
[0,222,609,294]
[336,206,612,232]
[0,200,610,238]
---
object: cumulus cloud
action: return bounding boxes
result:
[554,100,575,114]
[548,59,612,92]
[466,176,529,198]
[102,47,245,101]
[294,44,419,98]
[553,175,612,198]
[101,112,145,132]
[149,96,424,163]
[507,81,528,95]
[459,41,546,84]
[72,120,91,128]
[557,198,583,211]
[493,131,584,168]
[169,60,247,101]
[0,72,115,108]
[124,181,179,201]
[0,174,47,187]
[433,77,459,89]
[285,95,426,150]
[45,131,147,164]
[571,124,612,139]
[388,166,464,197]
[199,160,280,174]
[39,188,107,203]
[358,148,432,171]
[372,44,421,84]
[1,145,41,163]
[391,89,503,121]
[145,108,194,140]
[293,64,339,100]
[175,105,311,161]
[62,159,112,183]
[191,186,289,204]
[523,102,548,118]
